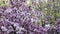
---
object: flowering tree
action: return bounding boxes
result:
[0,0,60,34]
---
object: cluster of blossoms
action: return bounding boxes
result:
[0,0,47,34]
[0,6,46,34]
